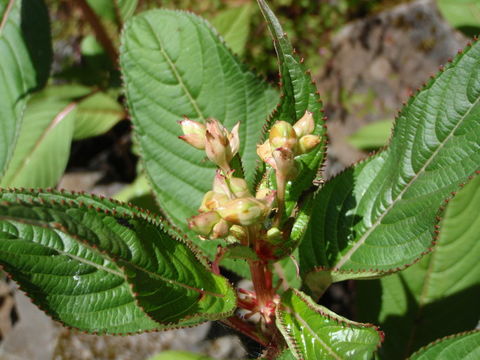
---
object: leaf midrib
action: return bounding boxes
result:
[145,18,206,122]
[0,0,15,35]
[4,101,78,186]
[334,89,480,270]
[1,210,226,298]
[283,305,342,360]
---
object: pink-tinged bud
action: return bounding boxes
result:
[178,118,206,150]
[272,147,297,180]
[199,191,229,212]
[211,219,230,239]
[269,121,297,151]
[212,171,250,198]
[257,140,276,168]
[188,211,220,236]
[205,119,240,171]
[293,111,315,138]
[298,134,321,154]
[217,198,268,226]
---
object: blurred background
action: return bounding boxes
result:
[0,0,476,359]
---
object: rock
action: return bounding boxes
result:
[0,291,60,360]
[317,0,468,174]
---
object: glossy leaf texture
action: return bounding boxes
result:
[256,0,327,214]
[0,0,51,177]
[0,189,236,333]
[356,175,480,359]
[300,40,480,285]
[276,289,382,360]
[121,10,278,242]
[409,331,480,360]
[211,3,252,56]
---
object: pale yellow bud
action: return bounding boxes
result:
[267,227,282,245]
[229,225,247,242]
[298,134,321,154]
[217,197,268,226]
[199,191,229,212]
[188,211,220,236]
[178,118,206,149]
[213,171,250,198]
[269,121,298,151]
[211,219,230,239]
[293,111,315,138]
[257,140,276,168]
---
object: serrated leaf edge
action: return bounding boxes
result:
[276,289,384,360]
[407,329,480,359]
[0,187,236,330]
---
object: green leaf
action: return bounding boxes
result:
[300,40,480,284]
[276,289,382,360]
[73,91,124,140]
[0,85,90,188]
[0,189,236,333]
[0,0,52,177]
[87,0,137,25]
[121,10,278,246]
[147,351,213,360]
[114,173,151,202]
[438,0,480,35]
[256,0,327,214]
[116,0,137,23]
[409,331,480,360]
[356,175,480,359]
[348,120,393,150]
[274,349,296,360]
[211,3,252,56]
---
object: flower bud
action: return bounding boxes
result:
[178,118,206,150]
[266,227,282,245]
[205,119,240,171]
[257,140,276,168]
[199,191,229,212]
[229,177,250,198]
[298,134,321,154]
[272,147,297,180]
[211,219,230,239]
[293,111,315,138]
[213,171,250,198]
[217,197,268,226]
[269,121,297,151]
[188,211,220,236]
[229,225,247,242]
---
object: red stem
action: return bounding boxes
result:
[76,0,119,66]
[221,317,270,347]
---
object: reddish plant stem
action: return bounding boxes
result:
[249,260,274,312]
[221,316,270,347]
[75,0,119,66]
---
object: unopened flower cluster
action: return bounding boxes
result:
[179,111,320,241]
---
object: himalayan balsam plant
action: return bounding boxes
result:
[0,0,479,359]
